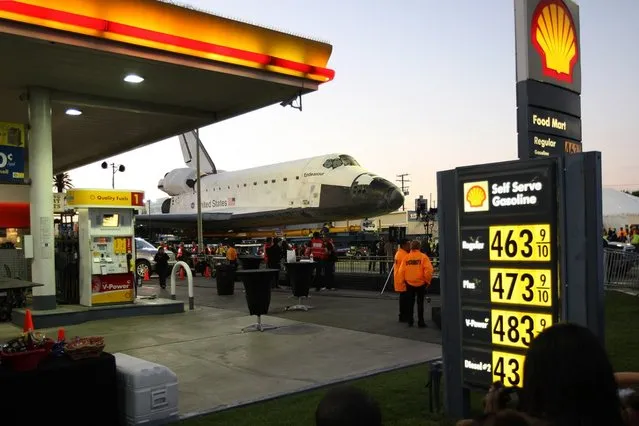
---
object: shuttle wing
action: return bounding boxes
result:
[135,208,314,231]
[179,130,216,174]
[136,212,232,225]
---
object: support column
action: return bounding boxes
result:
[28,87,56,310]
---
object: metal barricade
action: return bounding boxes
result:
[334,256,394,274]
[331,255,440,275]
[604,248,639,290]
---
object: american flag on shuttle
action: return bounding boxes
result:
[228,197,236,207]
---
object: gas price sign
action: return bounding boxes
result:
[457,160,559,389]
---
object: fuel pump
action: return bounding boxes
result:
[65,188,144,307]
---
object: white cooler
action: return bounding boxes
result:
[114,353,179,425]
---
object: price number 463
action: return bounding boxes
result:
[489,225,551,262]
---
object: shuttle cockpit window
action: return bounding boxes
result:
[323,155,358,170]
[339,155,359,166]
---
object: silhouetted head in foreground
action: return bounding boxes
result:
[316,386,382,426]
[520,322,624,426]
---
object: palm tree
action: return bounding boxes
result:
[53,173,73,193]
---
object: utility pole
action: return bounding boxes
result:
[396,173,410,211]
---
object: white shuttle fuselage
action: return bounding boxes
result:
[138,131,404,231]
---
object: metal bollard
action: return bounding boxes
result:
[170,261,194,310]
[427,359,443,413]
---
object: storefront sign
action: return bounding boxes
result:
[457,160,559,389]
[53,193,66,213]
[0,122,25,148]
[0,145,25,183]
[518,106,581,140]
[66,188,145,208]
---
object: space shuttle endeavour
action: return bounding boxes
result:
[136,130,404,232]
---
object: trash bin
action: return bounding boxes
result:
[239,256,262,270]
[215,264,236,295]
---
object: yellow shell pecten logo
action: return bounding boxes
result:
[467,186,486,208]
[531,0,578,84]
[463,181,490,213]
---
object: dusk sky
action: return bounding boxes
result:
[69,0,639,206]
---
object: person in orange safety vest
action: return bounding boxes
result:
[394,238,411,323]
[397,240,433,328]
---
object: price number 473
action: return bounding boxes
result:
[491,269,552,307]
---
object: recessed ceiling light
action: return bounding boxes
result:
[65,108,82,116]
[124,74,144,84]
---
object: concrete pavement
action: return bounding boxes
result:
[162,275,443,344]
[0,276,443,418]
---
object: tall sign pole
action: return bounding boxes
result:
[515,0,582,159]
[195,128,204,253]
[437,1,604,420]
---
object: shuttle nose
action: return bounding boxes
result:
[349,174,405,213]
[386,186,404,210]
[369,177,404,210]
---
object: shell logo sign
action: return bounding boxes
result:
[530,0,579,84]
[463,181,490,213]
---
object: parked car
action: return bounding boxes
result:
[135,237,176,277]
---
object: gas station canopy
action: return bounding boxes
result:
[0,0,335,173]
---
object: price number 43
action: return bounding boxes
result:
[493,351,526,388]
[490,225,551,261]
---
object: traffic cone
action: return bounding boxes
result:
[204,265,211,278]
[57,328,65,342]
[23,309,34,332]
[179,267,185,280]
[143,269,150,281]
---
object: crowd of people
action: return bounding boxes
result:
[313,323,639,426]
[605,226,639,251]
[153,233,439,325]
[262,232,339,291]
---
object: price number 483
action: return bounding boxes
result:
[492,311,552,349]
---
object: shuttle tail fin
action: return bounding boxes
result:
[179,130,217,174]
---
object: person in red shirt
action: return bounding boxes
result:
[310,232,327,291]
[263,237,272,266]
[176,243,185,262]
